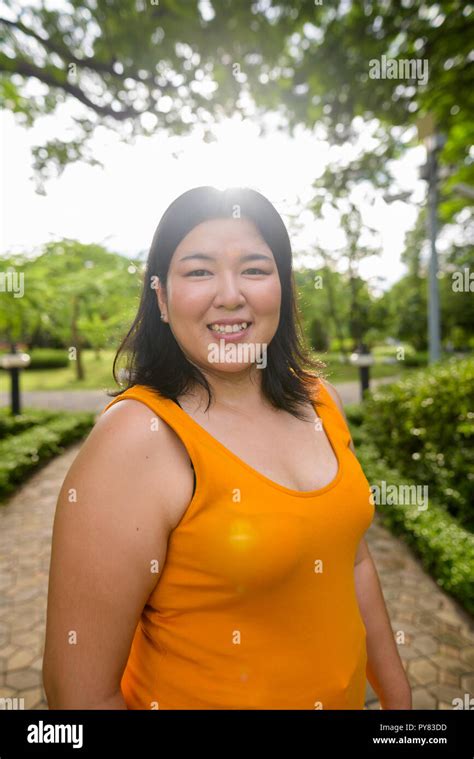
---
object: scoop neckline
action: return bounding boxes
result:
[161,381,343,499]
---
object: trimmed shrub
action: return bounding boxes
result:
[0,412,95,501]
[0,408,60,440]
[361,357,474,531]
[354,437,474,615]
[27,349,70,370]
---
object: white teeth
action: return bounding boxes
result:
[209,322,249,333]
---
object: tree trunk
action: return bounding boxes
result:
[71,297,85,381]
[319,254,348,359]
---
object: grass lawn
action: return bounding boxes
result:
[0,350,119,392]
[0,348,410,392]
[317,359,403,384]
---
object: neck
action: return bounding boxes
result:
[185,365,268,412]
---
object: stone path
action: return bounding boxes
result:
[0,389,108,414]
[1,398,473,710]
[0,375,401,414]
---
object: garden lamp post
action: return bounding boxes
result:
[417,114,444,365]
[0,343,30,415]
[350,343,375,403]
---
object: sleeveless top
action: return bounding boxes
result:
[100,377,375,709]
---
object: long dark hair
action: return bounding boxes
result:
[109,185,328,420]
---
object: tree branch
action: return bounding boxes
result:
[0,16,156,83]
[0,55,148,121]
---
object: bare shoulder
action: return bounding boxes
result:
[319,378,343,412]
[88,397,195,529]
[99,396,189,456]
[319,378,356,453]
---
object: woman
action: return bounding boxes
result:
[42,186,412,710]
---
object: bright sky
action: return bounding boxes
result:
[0,96,428,296]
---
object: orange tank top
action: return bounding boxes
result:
[101,377,375,709]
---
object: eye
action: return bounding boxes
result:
[185,268,269,277]
[185,269,212,277]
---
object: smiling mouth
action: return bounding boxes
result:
[207,322,252,335]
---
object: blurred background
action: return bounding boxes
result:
[0,0,472,711]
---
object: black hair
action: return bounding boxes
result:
[109,185,328,420]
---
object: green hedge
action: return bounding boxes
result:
[345,404,474,615]
[356,439,474,615]
[0,408,60,440]
[0,411,95,501]
[361,357,474,532]
[0,348,70,369]
[26,348,70,369]
[403,351,429,367]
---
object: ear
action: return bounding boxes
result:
[152,275,168,320]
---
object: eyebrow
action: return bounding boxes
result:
[178,252,273,263]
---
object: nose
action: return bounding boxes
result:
[212,270,246,310]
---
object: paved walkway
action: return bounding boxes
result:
[0,389,108,413]
[0,375,401,414]
[1,434,473,710]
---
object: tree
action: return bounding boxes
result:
[2,1,472,220]
[312,255,348,359]
[308,317,329,352]
[440,241,474,348]
[0,0,289,188]
[247,0,474,222]
[0,241,143,379]
[397,209,429,351]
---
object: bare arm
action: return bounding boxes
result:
[322,379,412,709]
[354,549,412,709]
[42,399,193,709]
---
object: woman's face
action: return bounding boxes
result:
[155,216,282,375]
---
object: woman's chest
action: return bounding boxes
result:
[180,401,339,493]
[156,465,374,602]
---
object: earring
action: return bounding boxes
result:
[160,313,166,321]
